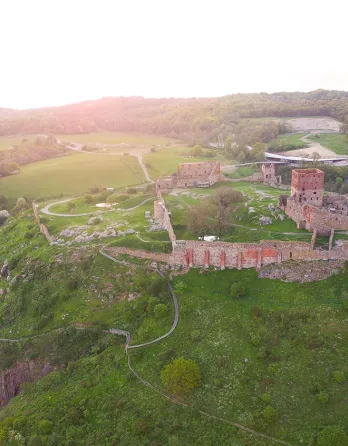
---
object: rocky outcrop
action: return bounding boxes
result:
[0,361,54,407]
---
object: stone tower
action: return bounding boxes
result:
[290,168,324,206]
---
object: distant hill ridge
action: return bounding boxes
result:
[1,90,348,140]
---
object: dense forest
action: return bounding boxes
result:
[1,90,348,146]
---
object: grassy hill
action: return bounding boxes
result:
[0,153,145,202]
[0,212,346,445]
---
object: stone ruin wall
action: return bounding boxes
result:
[170,239,348,270]
[155,186,176,246]
[176,161,222,187]
[32,202,55,243]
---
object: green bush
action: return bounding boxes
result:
[318,391,329,403]
[38,419,53,434]
[333,370,345,383]
[229,282,246,298]
[263,405,277,424]
[154,304,168,319]
[317,426,348,446]
[161,357,201,395]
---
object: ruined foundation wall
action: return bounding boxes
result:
[283,199,348,235]
[32,202,55,243]
[155,187,176,245]
[170,239,348,270]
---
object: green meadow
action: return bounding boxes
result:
[0,153,145,201]
[308,133,348,155]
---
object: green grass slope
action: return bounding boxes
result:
[0,153,145,201]
[0,213,346,445]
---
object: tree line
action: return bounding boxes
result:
[1,90,348,146]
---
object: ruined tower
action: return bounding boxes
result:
[290,168,324,206]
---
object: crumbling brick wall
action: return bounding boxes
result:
[154,186,176,246]
[170,239,348,270]
[32,202,55,243]
[176,161,222,187]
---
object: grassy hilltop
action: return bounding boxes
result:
[0,207,346,445]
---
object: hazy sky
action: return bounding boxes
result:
[1,0,346,109]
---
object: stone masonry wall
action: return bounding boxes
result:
[155,186,176,246]
[32,202,55,243]
[170,239,348,270]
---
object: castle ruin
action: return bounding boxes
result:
[278,168,348,235]
[156,161,224,192]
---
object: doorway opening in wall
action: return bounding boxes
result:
[290,252,292,259]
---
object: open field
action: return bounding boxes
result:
[55,131,176,146]
[0,135,38,151]
[143,147,227,179]
[269,133,307,148]
[307,133,348,155]
[0,152,145,201]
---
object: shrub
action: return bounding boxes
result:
[126,187,137,194]
[261,393,271,403]
[28,435,43,446]
[84,194,93,203]
[174,281,187,295]
[161,357,201,395]
[146,296,160,314]
[263,405,277,424]
[317,426,348,446]
[229,282,246,298]
[38,419,53,434]
[318,391,329,403]
[333,370,345,383]
[154,304,168,319]
[16,197,28,209]
[190,330,201,342]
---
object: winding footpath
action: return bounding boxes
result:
[40,196,156,217]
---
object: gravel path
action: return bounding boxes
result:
[40,196,156,217]
[283,134,339,158]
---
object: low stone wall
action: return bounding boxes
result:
[32,202,55,243]
[155,186,176,246]
[170,239,348,270]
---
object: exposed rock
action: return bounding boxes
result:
[0,361,54,408]
[259,216,272,225]
[87,216,103,225]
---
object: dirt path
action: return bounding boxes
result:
[59,138,153,184]
[283,134,338,158]
[40,196,155,217]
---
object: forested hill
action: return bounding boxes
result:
[1,89,348,141]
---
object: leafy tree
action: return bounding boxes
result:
[317,426,348,446]
[161,357,201,395]
[154,304,168,319]
[333,370,345,383]
[84,194,93,203]
[185,202,215,237]
[193,145,202,156]
[174,281,187,295]
[67,202,76,212]
[146,296,160,314]
[318,391,329,403]
[263,406,277,424]
[38,419,53,434]
[229,282,246,298]
[16,197,28,209]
